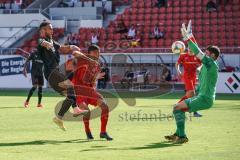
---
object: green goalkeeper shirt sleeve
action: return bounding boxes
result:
[187,39,213,68]
[187,39,205,60]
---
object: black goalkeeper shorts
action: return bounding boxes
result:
[31,74,44,86]
[46,69,70,95]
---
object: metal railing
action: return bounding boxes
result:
[40,0,62,19]
[101,47,240,54]
[0,9,41,14]
[1,46,239,55]
[0,20,41,48]
[50,14,102,20]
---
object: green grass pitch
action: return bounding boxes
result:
[0,90,239,160]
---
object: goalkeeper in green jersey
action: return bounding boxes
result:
[165,20,220,144]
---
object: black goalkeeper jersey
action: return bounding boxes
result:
[28,51,44,77]
[37,37,61,79]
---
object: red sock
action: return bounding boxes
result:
[181,108,189,112]
[178,95,190,112]
[100,105,109,133]
[178,95,188,103]
[83,113,91,133]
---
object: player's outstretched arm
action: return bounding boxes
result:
[181,20,199,45]
[175,61,182,77]
[59,45,80,54]
[72,50,97,63]
[23,61,28,77]
[181,20,205,60]
[187,40,212,67]
[22,55,32,77]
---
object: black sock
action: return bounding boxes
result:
[26,87,36,102]
[67,87,77,108]
[38,87,42,104]
[57,86,77,118]
[58,98,73,118]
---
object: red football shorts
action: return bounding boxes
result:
[74,85,103,106]
[183,78,196,91]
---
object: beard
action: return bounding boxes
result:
[45,33,52,39]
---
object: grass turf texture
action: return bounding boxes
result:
[0,90,239,160]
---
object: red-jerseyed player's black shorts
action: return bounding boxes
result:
[74,85,103,106]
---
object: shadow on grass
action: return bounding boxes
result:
[0,139,105,147]
[128,141,182,150]
[80,141,181,152]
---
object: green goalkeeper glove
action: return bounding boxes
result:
[181,20,193,40]
[181,20,199,44]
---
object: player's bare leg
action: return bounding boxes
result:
[53,116,66,131]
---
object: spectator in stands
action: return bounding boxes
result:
[160,64,171,82]
[66,33,73,45]
[71,0,78,7]
[81,0,95,7]
[72,36,79,45]
[127,24,136,39]
[116,20,128,34]
[91,32,99,45]
[102,0,107,8]
[102,0,107,19]
[152,24,165,40]
[206,0,217,12]
[66,33,79,45]
[58,0,68,7]
[130,32,142,47]
[156,0,168,8]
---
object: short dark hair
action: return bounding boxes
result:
[39,21,51,29]
[88,45,100,53]
[206,45,220,59]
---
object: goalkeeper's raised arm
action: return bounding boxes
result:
[181,20,205,61]
[187,40,205,61]
[181,20,220,63]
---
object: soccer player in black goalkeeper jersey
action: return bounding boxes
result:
[23,50,44,108]
[37,21,90,131]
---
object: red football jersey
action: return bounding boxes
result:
[72,58,100,87]
[177,52,201,79]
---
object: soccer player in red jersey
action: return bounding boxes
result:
[72,45,113,141]
[175,48,202,117]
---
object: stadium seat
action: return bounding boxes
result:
[189,1,194,6]
[173,7,180,13]
[181,1,187,6]
[63,0,238,54]
[172,1,180,7]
